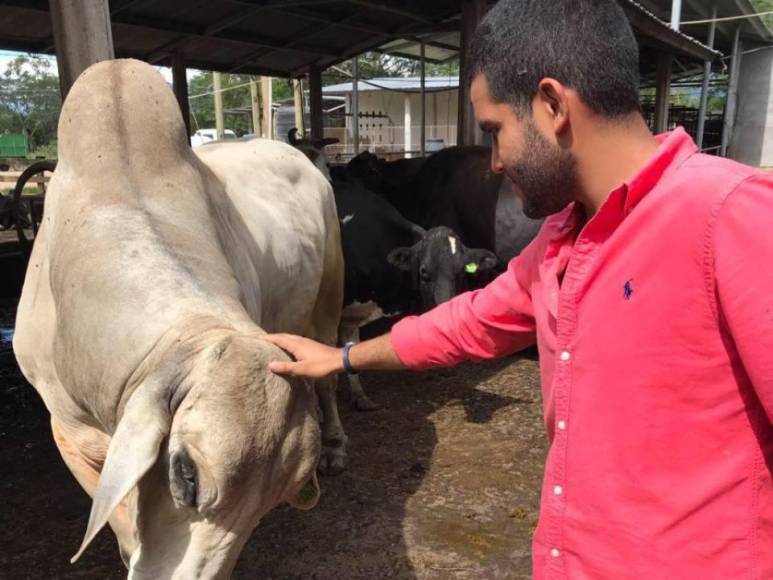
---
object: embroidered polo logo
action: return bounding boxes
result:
[624,279,634,300]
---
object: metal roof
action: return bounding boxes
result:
[323,76,459,94]
[0,0,462,78]
[637,0,773,53]
[0,0,720,78]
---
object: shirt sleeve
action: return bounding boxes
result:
[390,240,539,370]
[714,172,773,422]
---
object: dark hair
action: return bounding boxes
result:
[467,0,641,118]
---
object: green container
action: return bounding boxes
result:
[0,133,29,157]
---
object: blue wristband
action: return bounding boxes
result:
[342,341,358,375]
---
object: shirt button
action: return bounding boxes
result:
[554,485,563,496]
[560,350,571,361]
[557,420,566,430]
[551,548,561,558]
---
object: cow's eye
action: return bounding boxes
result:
[171,449,198,508]
[419,266,432,282]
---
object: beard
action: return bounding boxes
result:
[504,118,579,220]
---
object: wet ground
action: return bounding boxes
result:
[0,297,547,579]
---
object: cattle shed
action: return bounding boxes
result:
[0,0,731,157]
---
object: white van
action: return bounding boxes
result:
[190,129,237,147]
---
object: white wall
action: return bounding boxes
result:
[334,88,459,157]
[730,48,773,167]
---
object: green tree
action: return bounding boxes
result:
[187,72,296,136]
[0,54,61,155]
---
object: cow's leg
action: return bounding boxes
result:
[315,376,348,475]
[51,418,137,567]
[310,215,348,474]
[338,324,380,411]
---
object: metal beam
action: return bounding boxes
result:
[309,66,323,142]
[721,26,742,157]
[105,12,342,61]
[620,2,719,63]
[420,41,426,157]
[146,2,269,63]
[670,0,682,31]
[458,0,487,146]
[171,52,191,140]
[344,0,435,25]
[654,51,673,133]
[49,0,115,99]
[352,57,359,155]
[228,8,369,73]
[696,4,717,149]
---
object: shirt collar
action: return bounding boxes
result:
[622,127,698,214]
[544,127,698,243]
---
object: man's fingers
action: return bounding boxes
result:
[263,333,298,351]
[269,360,298,376]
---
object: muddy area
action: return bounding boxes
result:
[0,296,547,579]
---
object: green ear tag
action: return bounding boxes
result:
[465,262,478,274]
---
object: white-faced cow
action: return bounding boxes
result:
[14,59,345,579]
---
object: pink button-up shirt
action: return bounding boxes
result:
[391,129,773,579]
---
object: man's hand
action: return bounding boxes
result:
[264,334,343,379]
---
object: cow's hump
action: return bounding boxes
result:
[57,58,189,174]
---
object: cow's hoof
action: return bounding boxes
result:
[318,444,347,475]
[353,395,381,412]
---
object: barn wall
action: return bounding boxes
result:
[730,48,773,167]
[334,88,459,156]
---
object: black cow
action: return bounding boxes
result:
[334,179,496,410]
[345,150,426,201]
[346,146,543,264]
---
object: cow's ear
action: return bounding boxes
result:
[288,473,320,511]
[387,246,415,271]
[464,249,498,273]
[71,379,173,563]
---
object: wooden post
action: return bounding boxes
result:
[171,53,190,140]
[262,76,273,139]
[654,52,673,134]
[213,71,225,139]
[721,26,742,157]
[49,0,114,99]
[250,78,261,137]
[457,0,487,146]
[309,66,324,143]
[293,79,305,135]
[696,4,717,149]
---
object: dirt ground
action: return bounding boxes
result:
[0,297,547,580]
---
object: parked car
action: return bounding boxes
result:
[190,128,238,147]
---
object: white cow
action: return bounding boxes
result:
[13,59,346,579]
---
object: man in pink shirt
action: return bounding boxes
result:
[267,0,773,577]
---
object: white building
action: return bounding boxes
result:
[322,76,459,159]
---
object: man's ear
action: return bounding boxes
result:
[387,246,416,271]
[536,78,571,134]
[71,380,172,563]
[463,248,498,274]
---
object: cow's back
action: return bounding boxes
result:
[195,139,340,335]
